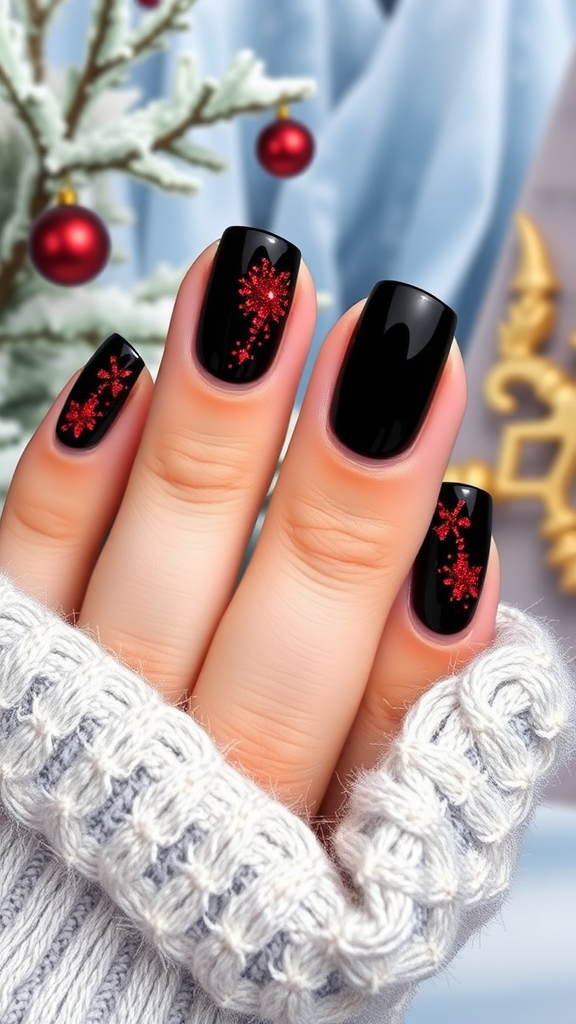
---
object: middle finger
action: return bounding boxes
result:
[191,281,467,813]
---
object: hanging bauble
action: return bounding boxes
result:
[256,106,315,177]
[28,184,111,286]
[135,0,161,6]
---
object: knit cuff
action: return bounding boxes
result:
[0,573,573,1024]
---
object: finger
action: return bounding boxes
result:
[0,335,153,616]
[78,228,315,705]
[320,514,500,821]
[190,282,467,814]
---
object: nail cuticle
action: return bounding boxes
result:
[325,416,417,473]
[192,346,284,396]
[407,578,475,646]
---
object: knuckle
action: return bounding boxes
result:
[362,685,406,738]
[107,630,187,703]
[210,708,321,810]
[11,492,82,546]
[144,428,253,508]
[282,490,393,588]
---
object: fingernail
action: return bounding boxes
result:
[196,226,301,384]
[412,482,492,635]
[56,333,144,449]
[330,281,457,458]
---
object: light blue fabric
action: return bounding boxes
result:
[46,0,576,404]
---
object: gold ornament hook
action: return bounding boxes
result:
[57,178,77,205]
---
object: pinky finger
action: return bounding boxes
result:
[320,483,500,820]
[0,334,153,617]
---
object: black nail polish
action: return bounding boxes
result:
[56,333,144,449]
[412,482,492,635]
[330,281,457,459]
[196,226,301,384]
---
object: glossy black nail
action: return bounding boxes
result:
[56,333,144,450]
[196,226,301,384]
[330,280,457,459]
[412,482,492,635]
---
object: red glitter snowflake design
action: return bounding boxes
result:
[433,499,471,547]
[228,257,291,367]
[97,355,133,398]
[60,355,134,439]
[438,551,482,607]
[59,395,103,438]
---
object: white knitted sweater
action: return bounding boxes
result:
[0,573,573,1024]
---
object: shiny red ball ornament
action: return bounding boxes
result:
[256,111,315,177]
[28,192,111,286]
[136,0,161,6]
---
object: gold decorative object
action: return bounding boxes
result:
[446,212,576,594]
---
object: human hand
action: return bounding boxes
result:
[0,226,499,820]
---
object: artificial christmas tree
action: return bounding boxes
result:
[0,0,314,500]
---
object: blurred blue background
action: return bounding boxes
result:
[406,804,576,1023]
[45,2,576,1021]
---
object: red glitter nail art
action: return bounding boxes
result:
[228,257,291,368]
[60,355,134,439]
[434,499,482,607]
[438,550,482,608]
[59,396,103,439]
[413,483,491,634]
[96,355,134,398]
[56,334,144,450]
[433,498,471,546]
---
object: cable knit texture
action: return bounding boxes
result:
[0,573,573,1024]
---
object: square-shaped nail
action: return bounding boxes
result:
[330,281,457,459]
[56,333,144,449]
[196,226,301,384]
[412,482,492,635]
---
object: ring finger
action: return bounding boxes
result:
[190,282,468,814]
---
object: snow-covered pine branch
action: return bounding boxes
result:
[14,0,68,33]
[0,279,175,342]
[0,0,65,159]
[84,0,133,75]
[128,0,197,46]
[32,0,66,17]
[44,52,209,178]
[67,0,197,129]
[0,120,37,262]
[168,138,226,172]
[200,50,316,121]
[45,50,314,192]
[1,0,315,204]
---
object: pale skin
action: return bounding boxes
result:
[0,240,500,823]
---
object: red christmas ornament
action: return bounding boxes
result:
[28,185,111,286]
[136,0,161,6]
[256,106,315,177]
